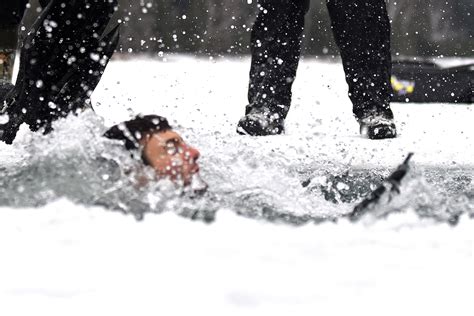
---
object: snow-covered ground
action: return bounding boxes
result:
[0,57,473,315]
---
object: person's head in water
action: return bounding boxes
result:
[104,115,202,187]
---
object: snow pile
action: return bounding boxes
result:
[1,202,473,316]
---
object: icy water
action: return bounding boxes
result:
[1,111,472,225]
[1,57,473,225]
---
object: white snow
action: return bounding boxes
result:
[0,201,473,316]
[0,57,473,315]
[93,56,474,167]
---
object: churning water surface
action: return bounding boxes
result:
[0,111,472,226]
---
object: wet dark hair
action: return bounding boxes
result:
[104,115,172,151]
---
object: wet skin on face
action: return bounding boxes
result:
[139,129,201,186]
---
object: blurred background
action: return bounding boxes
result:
[23,0,473,57]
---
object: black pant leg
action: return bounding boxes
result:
[0,0,53,47]
[7,0,118,131]
[247,0,310,119]
[0,0,28,49]
[0,0,29,28]
[39,0,52,8]
[327,0,394,120]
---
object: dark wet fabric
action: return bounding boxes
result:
[0,0,29,28]
[0,0,119,144]
[0,0,51,49]
[0,0,51,27]
[0,28,18,48]
[247,0,394,120]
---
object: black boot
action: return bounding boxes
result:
[237,104,285,136]
[359,115,397,140]
[238,0,309,136]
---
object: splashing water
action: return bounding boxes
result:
[0,111,206,219]
[1,110,470,225]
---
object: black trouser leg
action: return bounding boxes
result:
[21,0,117,129]
[39,0,52,8]
[0,0,50,28]
[0,0,29,30]
[327,0,393,120]
[1,0,117,134]
[0,0,29,45]
[0,0,52,47]
[247,0,310,119]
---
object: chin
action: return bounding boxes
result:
[188,172,208,195]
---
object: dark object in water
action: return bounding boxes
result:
[391,60,472,104]
[349,153,414,221]
[0,0,119,144]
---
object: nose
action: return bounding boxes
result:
[187,146,200,161]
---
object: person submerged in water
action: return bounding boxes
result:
[0,0,206,191]
[104,114,206,190]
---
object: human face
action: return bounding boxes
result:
[140,129,201,186]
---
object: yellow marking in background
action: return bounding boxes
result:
[391,76,415,95]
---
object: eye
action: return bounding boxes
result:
[166,141,178,155]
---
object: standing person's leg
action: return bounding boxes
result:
[39,0,52,7]
[0,0,28,81]
[1,0,118,144]
[327,0,396,139]
[237,0,310,136]
[21,0,117,131]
